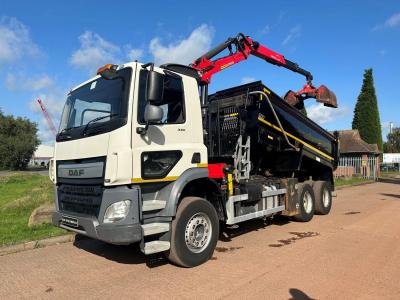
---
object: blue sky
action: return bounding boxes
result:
[0,1,399,144]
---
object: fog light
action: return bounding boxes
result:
[103,200,131,223]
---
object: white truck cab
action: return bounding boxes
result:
[51,63,210,261]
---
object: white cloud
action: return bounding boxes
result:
[282,25,301,46]
[381,121,394,130]
[70,31,121,74]
[69,25,214,72]
[385,13,400,27]
[29,88,66,144]
[307,103,349,125]
[149,24,215,65]
[29,93,63,116]
[37,117,57,145]
[5,73,53,91]
[70,31,144,73]
[126,47,143,61]
[241,77,256,84]
[0,17,41,65]
[373,12,400,31]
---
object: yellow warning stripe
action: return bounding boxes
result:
[196,163,208,168]
[131,176,179,183]
[263,87,271,94]
[258,117,334,161]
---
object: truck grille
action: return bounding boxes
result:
[58,184,103,217]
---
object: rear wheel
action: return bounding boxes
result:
[166,197,219,267]
[293,183,315,222]
[313,181,332,215]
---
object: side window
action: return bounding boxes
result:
[138,70,185,124]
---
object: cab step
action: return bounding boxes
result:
[143,241,170,255]
[142,200,166,212]
[141,223,170,236]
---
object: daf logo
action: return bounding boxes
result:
[68,169,84,176]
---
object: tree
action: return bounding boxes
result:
[384,128,400,153]
[352,68,383,150]
[0,111,40,170]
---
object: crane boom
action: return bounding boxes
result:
[191,33,337,108]
[37,99,57,137]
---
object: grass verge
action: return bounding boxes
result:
[334,177,374,187]
[380,171,400,178]
[0,173,66,246]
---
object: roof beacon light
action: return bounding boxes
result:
[97,64,118,80]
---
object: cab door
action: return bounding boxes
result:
[131,67,206,184]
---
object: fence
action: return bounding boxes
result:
[334,156,379,180]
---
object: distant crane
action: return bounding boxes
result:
[37,99,57,137]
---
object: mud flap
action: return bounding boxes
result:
[280,178,300,216]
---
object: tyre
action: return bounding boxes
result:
[166,197,219,267]
[313,181,332,215]
[293,182,315,222]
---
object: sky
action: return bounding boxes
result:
[0,0,399,144]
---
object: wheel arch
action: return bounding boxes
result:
[164,168,225,220]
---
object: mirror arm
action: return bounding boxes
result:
[136,122,149,135]
[141,62,154,71]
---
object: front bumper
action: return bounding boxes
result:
[52,212,142,245]
[53,184,142,245]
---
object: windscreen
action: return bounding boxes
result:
[58,68,131,140]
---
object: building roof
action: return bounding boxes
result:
[338,130,380,154]
[32,144,54,159]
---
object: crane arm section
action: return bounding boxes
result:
[191,33,312,84]
[37,99,57,137]
[191,33,337,108]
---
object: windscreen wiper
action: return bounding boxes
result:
[82,113,118,136]
[58,128,69,136]
[58,127,75,136]
[57,127,76,140]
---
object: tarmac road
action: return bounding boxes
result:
[1,182,400,299]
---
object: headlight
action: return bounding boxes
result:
[103,200,131,223]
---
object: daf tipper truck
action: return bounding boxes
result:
[50,33,339,267]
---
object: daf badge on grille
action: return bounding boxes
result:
[68,169,84,176]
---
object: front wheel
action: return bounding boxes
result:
[166,197,219,267]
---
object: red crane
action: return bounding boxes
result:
[37,99,57,137]
[190,33,337,108]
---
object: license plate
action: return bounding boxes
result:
[61,215,79,228]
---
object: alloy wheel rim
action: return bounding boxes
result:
[303,191,313,214]
[185,212,212,253]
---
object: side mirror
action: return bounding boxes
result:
[144,103,163,123]
[146,71,164,103]
[137,103,164,136]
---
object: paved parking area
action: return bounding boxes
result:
[1,182,399,299]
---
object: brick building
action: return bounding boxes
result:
[334,130,380,179]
